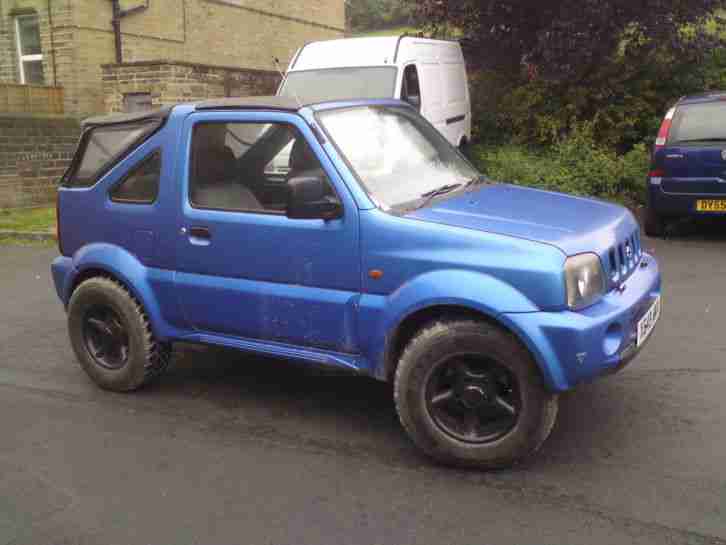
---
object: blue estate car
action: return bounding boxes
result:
[52,97,661,468]
[646,91,726,235]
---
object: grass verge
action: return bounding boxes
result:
[0,236,55,247]
[0,206,55,233]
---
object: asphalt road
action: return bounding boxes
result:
[1,220,725,545]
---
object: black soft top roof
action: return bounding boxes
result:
[81,97,305,128]
[82,106,172,128]
[194,96,303,111]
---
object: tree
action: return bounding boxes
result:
[347,0,415,33]
[413,0,726,83]
[413,0,726,149]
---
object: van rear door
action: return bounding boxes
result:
[418,61,446,136]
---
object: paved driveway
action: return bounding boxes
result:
[1,224,725,545]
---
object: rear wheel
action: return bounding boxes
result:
[68,277,171,392]
[394,319,558,469]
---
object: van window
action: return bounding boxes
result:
[668,102,726,144]
[110,151,161,204]
[64,120,161,188]
[280,67,397,104]
[401,65,421,110]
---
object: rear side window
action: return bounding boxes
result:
[64,120,160,188]
[668,102,726,144]
[110,151,161,204]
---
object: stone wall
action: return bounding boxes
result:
[0,114,80,209]
[0,0,73,111]
[0,0,70,88]
[2,0,343,116]
[102,60,281,113]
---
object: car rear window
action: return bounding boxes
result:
[63,120,161,188]
[668,102,726,144]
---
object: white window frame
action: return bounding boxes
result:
[15,14,43,85]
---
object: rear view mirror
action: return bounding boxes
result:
[286,175,343,220]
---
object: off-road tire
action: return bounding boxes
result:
[394,319,558,469]
[68,277,171,392]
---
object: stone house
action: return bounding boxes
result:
[0,0,343,209]
[0,0,345,116]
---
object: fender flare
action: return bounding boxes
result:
[364,269,540,379]
[65,243,176,340]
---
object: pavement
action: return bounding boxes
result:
[1,221,725,545]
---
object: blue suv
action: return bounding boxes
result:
[646,91,726,235]
[52,97,661,468]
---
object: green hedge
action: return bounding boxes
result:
[469,47,726,152]
[469,126,651,207]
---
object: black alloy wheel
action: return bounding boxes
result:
[425,355,520,444]
[82,305,130,370]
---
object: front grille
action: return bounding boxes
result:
[604,229,642,289]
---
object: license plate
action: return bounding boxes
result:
[696,199,726,212]
[637,296,661,347]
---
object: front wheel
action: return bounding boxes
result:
[394,319,558,469]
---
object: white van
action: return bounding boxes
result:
[278,36,472,149]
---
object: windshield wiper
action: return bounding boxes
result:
[417,183,463,210]
[465,175,492,188]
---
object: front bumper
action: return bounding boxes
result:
[503,252,661,392]
[51,255,74,306]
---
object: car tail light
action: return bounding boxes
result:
[648,168,665,178]
[654,107,676,150]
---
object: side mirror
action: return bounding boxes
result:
[286,174,343,220]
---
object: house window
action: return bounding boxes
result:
[15,14,44,85]
[123,93,153,113]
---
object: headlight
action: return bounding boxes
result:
[565,253,605,310]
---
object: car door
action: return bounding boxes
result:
[174,110,361,354]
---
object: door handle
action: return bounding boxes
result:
[189,226,211,239]
[188,226,212,246]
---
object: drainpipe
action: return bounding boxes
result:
[47,0,58,86]
[111,0,122,63]
[110,0,149,64]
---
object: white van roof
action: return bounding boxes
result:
[288,36,463,72]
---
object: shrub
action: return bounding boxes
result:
[467,44,726,152]
[470,126,650,207]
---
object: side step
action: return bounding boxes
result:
[179,332,363,373]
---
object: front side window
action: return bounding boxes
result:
[317,105,479,210]
[110,151,161,204]
[279,67,397,104]
[189,122,334,213]
[401,65,421,110]
[15,14,44,85]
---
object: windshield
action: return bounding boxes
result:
[279,67,397,104]
[669,102,726,143]
[317,105,480,209]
